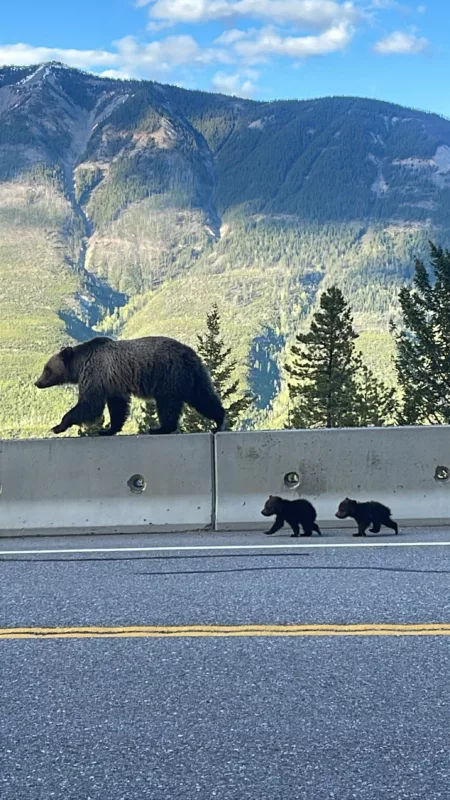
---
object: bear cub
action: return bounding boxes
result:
[335,498,398,537]
[261,495,322,537]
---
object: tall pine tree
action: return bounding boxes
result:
[286,286,360,429]
[392,243,450,425]
[286,286,395,429]
[181,303,254,432]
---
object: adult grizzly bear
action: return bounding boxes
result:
[35,336,226,436]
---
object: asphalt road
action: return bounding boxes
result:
[1,528,449,799]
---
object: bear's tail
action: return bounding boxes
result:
[186,354,226,432]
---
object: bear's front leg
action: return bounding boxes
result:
[265,515,284,535]
[51,395,105,434]
[51,406,80,434]
[52,411,74,433]
[52,421,70,434]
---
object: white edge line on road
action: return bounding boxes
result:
[1,541,450,556]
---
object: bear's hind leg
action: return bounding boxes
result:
[385,518,399,535]
[151,396,183,434]
[188,391,226,433]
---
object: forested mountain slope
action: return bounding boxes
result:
[1,62,450,434]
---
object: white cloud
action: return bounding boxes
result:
[147,0,230,25]
[0,42,115,69]
[374,30,428,54]
[142,0,362,29]
[234,22,354,62]
[215,29,248,45]
[211,69,257,96]
[115,33,230,70]
[99,69,132,79]
[0,35,231,78]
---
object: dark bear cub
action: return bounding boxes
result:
[261,495,322,538]
[335,498,398,537]
[35,335,225,436]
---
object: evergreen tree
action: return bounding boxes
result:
[392,243,450,425]
[181,303,254,432]
[355,365,397,427]
[286,286,361,429]
[285,286,396,429]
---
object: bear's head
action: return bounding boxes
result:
[35,347,74,389]
[261,495,283,517]
[335,498,356,519]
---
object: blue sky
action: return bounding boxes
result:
[1,1,448,114]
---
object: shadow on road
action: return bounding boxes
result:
[134,563,450,577]
[1,550,448,578]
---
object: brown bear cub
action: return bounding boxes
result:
[261,495,322,537]
[35,336,226,436]
[335,498,398,537]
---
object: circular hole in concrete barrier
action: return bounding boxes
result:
[284,471,300,488]
[127,474,146,494]
[434,465,449,483]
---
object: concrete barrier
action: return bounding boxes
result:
[0,434,214,536]
[1,427,450,536]
[214,427,450,530]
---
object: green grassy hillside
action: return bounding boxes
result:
[0,174,81,436]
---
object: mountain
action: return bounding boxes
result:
[1,62,450,436]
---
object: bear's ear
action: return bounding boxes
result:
[59,346,74,365]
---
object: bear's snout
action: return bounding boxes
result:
[35,379,44,389]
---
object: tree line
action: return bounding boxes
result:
[286,243,450,428]
[79,242,450,435]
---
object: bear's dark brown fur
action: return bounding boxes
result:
[335,498,398,537]
[35,335,226,436]
[261,495,322,537]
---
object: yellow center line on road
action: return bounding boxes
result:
[1,623,450,639]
